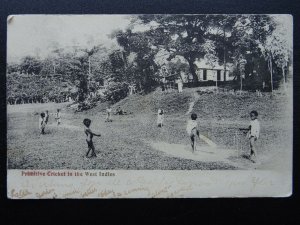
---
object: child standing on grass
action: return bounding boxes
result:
[248,110,260,162]
[39,112,46,134]
[105,105,112,122]
[45,110,49,124]
[55,109,61,125]
[157,109,164,127]
[186,113,201,153]
[83,118,101,158]
[241,110,260,162]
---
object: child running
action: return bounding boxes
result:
[186,113,201,153]
[157,109,164,127]
[39,112,46,134]
[83,118,101,158]
[55,109,61,125]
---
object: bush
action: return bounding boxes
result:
[104,82,129,103]
[75,100,97,112]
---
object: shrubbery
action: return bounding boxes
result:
[104,82,129,103]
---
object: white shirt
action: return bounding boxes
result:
[56,112,61,119]
[39,117,45,129]
[157,109,164,123]
[186,120,198,135]
[250,119,260,138]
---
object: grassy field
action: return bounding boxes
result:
[7,88,293,170]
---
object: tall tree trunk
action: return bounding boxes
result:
[282,65,286,91]
[223,27,227,82]
[269,57,273,94]
[240,74,243,91]
[87,56,91,92]
[238,64,243,91]
[187,59,198,83]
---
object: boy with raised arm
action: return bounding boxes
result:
[83,118,101,158]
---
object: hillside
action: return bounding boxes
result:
[82,87,292,156]
[87,88,193,115]
[8,86,292,170]
[86,87,291,124]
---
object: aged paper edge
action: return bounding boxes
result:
[7,169,292,199]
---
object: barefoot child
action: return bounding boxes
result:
[240,110,260,162]
[105,105,112,122]
[157,109,164,127]
[186,113,201,152]
[83,118,101,158]
[39,112,46,134]
[55,109,61,125]
[45,110,49,124]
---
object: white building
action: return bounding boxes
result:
[193,61,234,82]
[155,52,235,84]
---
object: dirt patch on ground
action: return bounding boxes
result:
[7,88,292,171]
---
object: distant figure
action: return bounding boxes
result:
[178,80,183,93]
[240,110,260,163]
[55,109,61,125]
[116,106,123,115]
[161,82,165,92]
[83,118,101,158]
[262,81,266,90]
[186,113,201,153]
[157,109,164,127]
[256,90,262,97]
[105,105,112,122]
[45,110,49,124]
[128,84,136,95]
[39,112,46,134]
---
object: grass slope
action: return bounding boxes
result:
[7,87,292,170]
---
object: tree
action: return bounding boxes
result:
[7,63,20,74]
[207,15,275,91]
[263,15,292,91]
[137,15,219,83]
[112,28,159,92]
[20,56,42,75]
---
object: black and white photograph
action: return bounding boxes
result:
[6,14,293,198]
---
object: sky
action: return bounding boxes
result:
[7,15,132,63]
[7,14,293,63]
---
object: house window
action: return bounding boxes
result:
[203,69,207,81]
[217,70,221,81]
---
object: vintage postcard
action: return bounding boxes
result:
[7,14,293,198]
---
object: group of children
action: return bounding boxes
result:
[39,103,259,162]
[185,110,260,163]
[155,108,260,162]
[82,106,260,162]
[39,109,61,134]
[105,106,130,122]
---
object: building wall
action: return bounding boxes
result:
[196,69,234,82]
